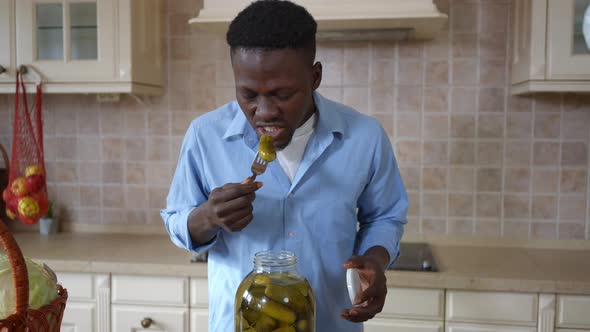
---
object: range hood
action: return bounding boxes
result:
[189,0,448,41]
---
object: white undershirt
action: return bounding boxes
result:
[277,113,317,182]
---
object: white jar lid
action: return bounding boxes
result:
[346,268,361,305]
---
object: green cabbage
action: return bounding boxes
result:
[0,254,58,319]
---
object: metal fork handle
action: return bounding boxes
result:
[242,174,256,184]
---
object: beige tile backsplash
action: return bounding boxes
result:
[0,0,588,241]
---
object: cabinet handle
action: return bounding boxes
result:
[0,65,5,74]
[141,317,153,328]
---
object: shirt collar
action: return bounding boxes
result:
[221,92,346,141]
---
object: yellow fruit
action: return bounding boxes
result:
[11,177,28,197]
[18,196,40,218]
[6,209,17,220]
[25,164,45,177]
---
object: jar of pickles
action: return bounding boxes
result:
[235,251,315,332]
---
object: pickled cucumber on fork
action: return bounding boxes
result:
[258,135,276,162]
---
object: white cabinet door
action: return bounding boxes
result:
[0,0,15,86]
[112,305,189,332]
[190,309,209,332]
[546,0,590,79]
[556,294,590,329]
[365,318,443,332]
[15,0,117,83]
[60,302,96,332]
[58,272,110,332]
[446,291,537,326]
[446,323,536,332]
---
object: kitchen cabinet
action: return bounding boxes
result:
[556,294,590,330]
[189,278,209,332]
[446,323,536,332]
[111,274,190,332]
[190,309,209,332]
[58,272,110,332]
[0,0,162,94]
[365,287,445,332]
[0,0,16,86]
[112,305,189,332]
[511,0,590,94]
[445,290,538,332]
[365,318,444,332]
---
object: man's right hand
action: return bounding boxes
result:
[188,181,263,245]
[204,181,263,232]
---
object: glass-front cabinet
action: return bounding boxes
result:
[0,0,163,94]
[511,0,590,94]
[0,0,16,85]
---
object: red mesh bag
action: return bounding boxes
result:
[1,71,48,225]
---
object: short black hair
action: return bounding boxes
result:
[226,0,317,63]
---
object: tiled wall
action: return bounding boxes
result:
[0,0,589,240]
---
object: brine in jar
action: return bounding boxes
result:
[235,251,315,332]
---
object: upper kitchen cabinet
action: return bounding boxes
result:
[0,0,163,95]
[511,0,590,95]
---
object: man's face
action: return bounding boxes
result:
[231,48,322,150]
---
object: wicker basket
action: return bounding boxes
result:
[0,220,68,331]
[0,144,9,222]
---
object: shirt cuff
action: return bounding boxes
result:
[161,207,220,254]
[356,221,404,269]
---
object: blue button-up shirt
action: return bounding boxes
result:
[161,92,408,332]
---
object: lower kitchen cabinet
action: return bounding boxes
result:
[111,274,190,332]
[60,302,96,332]
[52,271,590,332]
[365,318,444,332]
[190,278,209,332]
[190,309,209,332]
[556,295,590,330]
[446,323,536,332]
[112,304,189,331]
[58,272,110,332]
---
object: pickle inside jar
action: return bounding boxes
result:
[237,272,315,332]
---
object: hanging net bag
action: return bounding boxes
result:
[1,70,48,225]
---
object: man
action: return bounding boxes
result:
[161,1,408,331]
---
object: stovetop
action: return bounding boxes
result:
[388,242,438,272]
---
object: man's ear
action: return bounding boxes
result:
[312,61,322,90]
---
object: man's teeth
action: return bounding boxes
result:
[263,127,279,133]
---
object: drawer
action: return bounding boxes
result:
[57,272,109,302]
[365,318,444,332]
[381,287,444,320]
[190,278,209,307]
[446,291,537,326]
[556,295,590,329]
[112,275,188,306]
[446,323,536,332]
[112,304,189,331]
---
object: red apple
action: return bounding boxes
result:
[32,192,49,217]
[2,188,13,202]
[25,174,45,193]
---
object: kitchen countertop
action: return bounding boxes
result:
[10,233,590,295]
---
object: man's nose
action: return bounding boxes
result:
[255,98,278,120]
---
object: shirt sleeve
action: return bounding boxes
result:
[160,122,219,253]
[355,124,408,268]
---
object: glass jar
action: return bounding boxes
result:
[235,251,315,332]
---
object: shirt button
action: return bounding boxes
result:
[288,193,294,199]
[288,231,295,238]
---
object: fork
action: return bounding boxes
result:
[243,152,269,184]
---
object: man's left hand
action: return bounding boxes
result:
[340,254,388,323]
